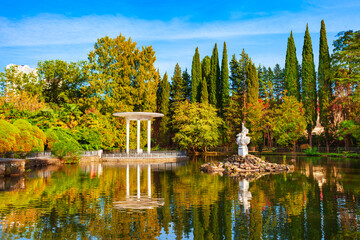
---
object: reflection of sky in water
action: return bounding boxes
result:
[0,155,359,239]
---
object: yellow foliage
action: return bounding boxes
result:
[0,119,20,153]
[0,91,45,112]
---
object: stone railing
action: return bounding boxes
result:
[102,151,187,159]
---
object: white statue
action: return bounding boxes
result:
[236,123,251,157]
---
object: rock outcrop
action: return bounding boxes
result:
[200,154,294,178]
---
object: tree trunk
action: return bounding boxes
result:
[308,130,312,147]
[293,142,296,152]
[263,134,266,148]
[326,138,329,153]
[345,138,349,151]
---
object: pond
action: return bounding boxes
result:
[0,154,359,239]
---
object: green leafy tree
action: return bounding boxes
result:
[87,34,159,113]
[209,44,220,106]
[301,25,317,146]
[245,100,265,149]
[284,31,300,100]
[318,20,333,151]
[191,47,202,103]
[331,30,360,125]
[37,60,87,106]
[337,120,360,148]
[172,101,223,151]
[273,95,306,151]
[171,63,186,102]
[0,64,41,97]
[332,30,360,85]
[58,104,82,130]
[223,94,243,146]
[220,42,230,116]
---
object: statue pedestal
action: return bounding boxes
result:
[238,146,248,157]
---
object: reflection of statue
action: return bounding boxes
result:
[238,179,252,212]
[236,123,251,157]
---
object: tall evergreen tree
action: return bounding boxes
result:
[239,49,250,110]
[318,20,332,151]
[171,63,186,102]
[182,68,191,101]
[191,47,202,103]
[301,24,317,146]
[262,66,274,102]
[246,61,259,104]
[209,43,220,106]
[157,73,171,146]
[284,31,300,100]
[201,56,211,101]
[229,54,241,94]
[200,77,209,104]
[272,64,285,102]
[220,42,230,116]
[258,65,266,100]
[201,56,211,82]
[157,73,170,115]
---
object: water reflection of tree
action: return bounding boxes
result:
[0,156,359,239]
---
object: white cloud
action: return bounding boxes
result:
[0,3,359,74]
[0,7,359,48]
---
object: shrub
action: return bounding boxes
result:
[300,144,311,150]
[0,119,20,153]
[13,119,46,152]
[304,147,320,156]
[45,128,81,163]
[75,128,102,150]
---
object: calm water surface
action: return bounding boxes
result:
[0,155,359,239]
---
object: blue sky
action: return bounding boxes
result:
[1,0,360,75]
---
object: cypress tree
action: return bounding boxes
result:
[318,20,332,151]
[182,68,191,101]
[201,56,211,82]
[284,31,300,100]
[157,73,171,146]
[246,61,259,104]
[229,54,241,94]
[209,43,220,106]
[200,77,209,104]
[191,47,202,103]
[171,63,186,102]
[239,49,250,110]
[220,42,230,116]
[301,24,317,146]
